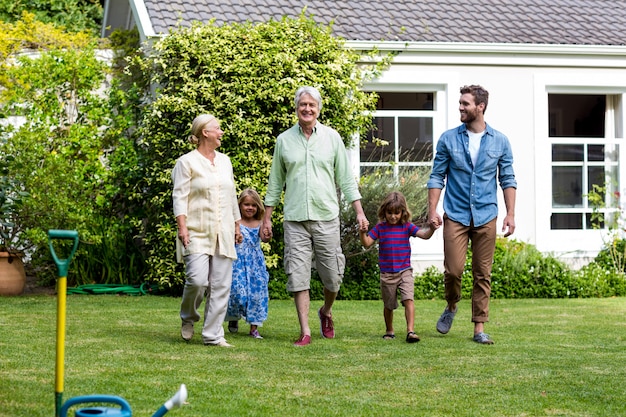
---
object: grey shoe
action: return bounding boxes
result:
[181,322,194,341]
[436,307,456,334]
[473,332,494,345]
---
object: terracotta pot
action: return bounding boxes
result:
[0,251,26,296]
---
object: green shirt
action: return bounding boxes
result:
[265,122,361,222]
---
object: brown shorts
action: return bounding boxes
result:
[380,268,414,310]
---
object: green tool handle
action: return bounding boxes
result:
[48,230,79,278]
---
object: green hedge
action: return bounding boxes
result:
[411,238,626,300]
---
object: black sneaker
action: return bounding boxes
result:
[228,320,238,333]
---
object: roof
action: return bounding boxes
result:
[141,0,626,45]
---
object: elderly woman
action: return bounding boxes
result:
[172,113,242,348]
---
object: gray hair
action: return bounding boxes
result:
[188,114,217,145]
[294,86,322,111]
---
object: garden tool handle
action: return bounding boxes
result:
[49,229,79,417]
[152,384,188,417]
[48,229,79,278]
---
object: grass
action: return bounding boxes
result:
[1,295,625,417]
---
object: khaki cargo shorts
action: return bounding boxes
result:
[284,218,345,293]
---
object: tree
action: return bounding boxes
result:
[0,0,102,35]
[0,13,141,284]
[114,13,391,291]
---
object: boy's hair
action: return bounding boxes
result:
[377,191,411,223]
[460,84,489,114]
[238,188,264,220]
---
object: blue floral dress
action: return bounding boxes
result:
[226,224,269,325]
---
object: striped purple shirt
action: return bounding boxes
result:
[368,222,419,273]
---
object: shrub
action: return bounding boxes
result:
[114,13,391,292]
[593,237,626,274]
[414,238,577,300]
[490,238,574,298]
[572,262,626,297]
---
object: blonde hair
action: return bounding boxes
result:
[188,114,217,145]
[377,191,411,223]
[238,188,265,220]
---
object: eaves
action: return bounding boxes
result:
[348,41,626,69]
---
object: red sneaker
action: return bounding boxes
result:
[293,334,311,346]
[318,308,335,339]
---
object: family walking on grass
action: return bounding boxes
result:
[171,83,516,347]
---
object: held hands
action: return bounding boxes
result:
[428,211,442,229]
[356,213,369,232]
[261,218,273,242]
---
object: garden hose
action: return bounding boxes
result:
[66,282,160,296]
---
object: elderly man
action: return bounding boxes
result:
[262,86,368,346]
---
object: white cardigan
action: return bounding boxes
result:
[172,149,241,262]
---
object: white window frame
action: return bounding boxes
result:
[354,72,459,269]
[361,108,437,178]
[534,74,626,259]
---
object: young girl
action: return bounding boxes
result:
[226,189,271,339]
[359,191,434,343]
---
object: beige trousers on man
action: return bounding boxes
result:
[442,216,497,323]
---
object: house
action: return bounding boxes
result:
[102,0,626,270]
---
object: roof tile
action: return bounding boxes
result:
[142,0,626,45]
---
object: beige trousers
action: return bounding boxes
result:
[442,216,497,323]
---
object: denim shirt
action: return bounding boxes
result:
[427,123,517,227]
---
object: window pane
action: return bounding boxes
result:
[587,166,605,194]
[604,143,619,162]
[398,117,433,162]
[586,212,605,229]
[377,92,434,110]
[551,213,582,229]
[552,166,583,207]
[588,144,605,161]
[552,144,583,162]
[548,94,605,137]
[607,164,620,206]
[362,117,395,162]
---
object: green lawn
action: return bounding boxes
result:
[1,295,625,417]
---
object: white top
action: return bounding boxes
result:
[172,149,241,262]
[468,129,484,167]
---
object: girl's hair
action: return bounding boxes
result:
[377,191,411,223]
[238,188,264,220]
[188,114,218,145]
[294,86,323,111]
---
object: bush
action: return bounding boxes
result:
[572,262,626,297]
[113,14,391,292]
[490,238,574,298]
[593,237,626,274]
[414,239,578,300]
